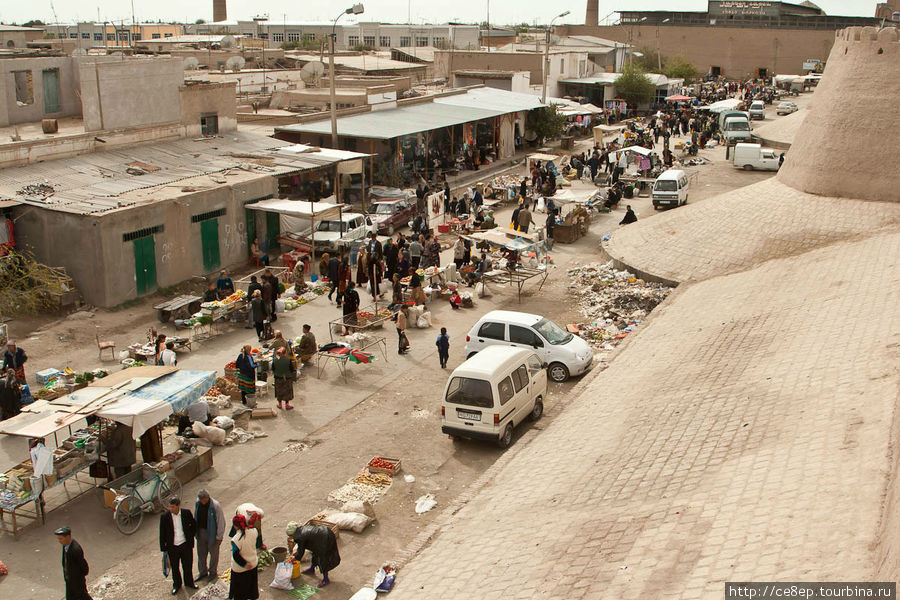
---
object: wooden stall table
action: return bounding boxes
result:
[154,295,202,323]
[316,337,388,381]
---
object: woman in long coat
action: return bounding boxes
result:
[355,247,369,286]
[293,524,340,588]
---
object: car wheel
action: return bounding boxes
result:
[497,424,514,448]
[548,362,569,383]
[530,398,543,421]
[743,164,754,171]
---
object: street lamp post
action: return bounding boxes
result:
[657,18,670,71]
[628,16,647,65]
[541,10,570,104]
[330,3,364,148]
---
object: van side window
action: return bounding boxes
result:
[509,325,540,346]
[498,377,514,405]
[478,322,505,340]
[512,365,529,393]
[527,356,543,377]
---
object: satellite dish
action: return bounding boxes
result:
[300,61,326,85]
[71,48,88,57]
[184,57,200,71]
[226,56,245,72]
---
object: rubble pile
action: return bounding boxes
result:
[567,262,672,353]
[16,183,55,198]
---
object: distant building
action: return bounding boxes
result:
[0,25,44,49]
[187,20,480,51]
[562,0,881,78]
[42,22,183,48]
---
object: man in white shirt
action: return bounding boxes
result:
[160,341,177,366]
[159,497,197,594]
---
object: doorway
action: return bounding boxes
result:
[132,236,157,295]
[757,68,768,78]
[200,219,221,272]
[42,68,60,113]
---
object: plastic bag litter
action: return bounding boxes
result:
[374,566,396,593]
[403,474,415,483]
[269,561,294,590]
[415,494,437,514]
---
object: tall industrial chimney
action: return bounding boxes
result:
[585,0,599,26]
[213,0,227,22]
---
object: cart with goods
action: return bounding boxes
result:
[106,463,182,534]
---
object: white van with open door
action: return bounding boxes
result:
[652,169,690,209]
[441,346,547,448]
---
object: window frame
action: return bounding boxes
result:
[477,321,506,341]
[498,377,514,405]
[511,365,529,393]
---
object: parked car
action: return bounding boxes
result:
[776,101,799,115]
[441,346,547,448]
[652,169,690,209]
[305,213,375,253]
[723,116,753,143]
[732,143,780,171]
[368,199,417,235]
[465,310,593,383]
[748,100,766,120]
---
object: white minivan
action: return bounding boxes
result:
[748,100,766,120]
[441,346,547,448]
[306,212,375,253]
[732,143,780,171]
[465,311,593,383]
[652,169,690,209]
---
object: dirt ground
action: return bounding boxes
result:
[0,121,781,600]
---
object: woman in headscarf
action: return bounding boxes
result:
[293,524,340,588]
[235,345,257,405]
[355,246,368,287]
[229,513,261,600]
[272,347,294,411]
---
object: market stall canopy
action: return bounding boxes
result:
[96,370,216,439]
[618,146,653,157]
[526,153,560,163]
[550,188,592,204]
[247,199,342,221]
[467,226,542,249]
[665,94,692,102]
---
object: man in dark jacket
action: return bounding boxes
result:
[341,281,360,335]
[56,526,92,600]
[105,424,135,479]
[327,254,341,302]
[0,369,21,421]
[2,341,27,383]
[194,490,225,581]
[383,239,398,281]
[159,497,197,594]
[619,205,638,225]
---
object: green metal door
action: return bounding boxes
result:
[200,219,221,272]
[266,211,280,250]
[133,236,157,295]
[42,69,60,113]
[245,208,256,252]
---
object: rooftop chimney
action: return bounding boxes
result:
[214,0,227,22]
[585,0,599,26]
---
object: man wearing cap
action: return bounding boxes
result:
[55,526,92,600]
[159,497,197,595]
[195,489,225,581]
[2,341,27,383]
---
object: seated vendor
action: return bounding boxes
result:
[178,400,211,436]
[203,281,219,303]
[292,255,309,292]
[296,324,317,363]
[250,237,269,266]
[465,254,492,286]
[270,330,292,356]
[216,270,235,299]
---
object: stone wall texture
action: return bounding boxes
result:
[777,27,900,202]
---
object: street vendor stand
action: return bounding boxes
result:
[248,199,344,261]
[316,336,388,381]
[328,303,398,342]
[593,124,626,147]
[526,153,560,175]
[464,228,550,302]
[0,367,215,538]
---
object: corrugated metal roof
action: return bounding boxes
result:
[276,88,545,140]
[0,134,369,216]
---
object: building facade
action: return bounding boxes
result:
[42,22,183,48]
[187,20,480,51]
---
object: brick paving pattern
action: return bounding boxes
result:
[390,231,900,599]
[603,177,900,283]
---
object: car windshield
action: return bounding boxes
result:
[728,121,750,131]
[446,377,493,408]
[654,180,678,192]
[532,318,572,345]
[374,204,394,215]
[316,220,346,233]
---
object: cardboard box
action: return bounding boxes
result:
[35,368,62,384]
[103,488,118,509]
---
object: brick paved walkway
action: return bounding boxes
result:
[390,231,900,599]
[603,177,900,284]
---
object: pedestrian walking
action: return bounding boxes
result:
[341,281,360,335]
[159,497,197,595]
[249,290,266,340]
[396,305,409,355]
[326,253,340,303]
[436,328,450,369]
[194,489,225,581]
[517,206,533,234]
[55,526,92,600]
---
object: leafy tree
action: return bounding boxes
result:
[526,105,567,143]
[663,55,699,82]
[632,47,660,72]
[614,64,656,108]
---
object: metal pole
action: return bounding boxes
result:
[657,25,662,71]
[541,27,550,104]
[330,33,338,148]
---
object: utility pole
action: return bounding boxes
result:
[331,4,365,148]
[657,18,669,71]
[542,11,569,104]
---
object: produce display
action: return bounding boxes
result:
[368,458,397,472]
[351,471,392,487]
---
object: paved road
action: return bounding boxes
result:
[390,231,900,599]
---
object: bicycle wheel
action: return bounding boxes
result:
[156,473,182,509]
[114,494,144,535]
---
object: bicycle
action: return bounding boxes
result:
[112,463,182,535]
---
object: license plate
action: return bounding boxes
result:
[457,410,481,421]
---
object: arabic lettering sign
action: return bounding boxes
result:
[709,1,779,17]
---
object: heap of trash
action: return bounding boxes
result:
[566,262,672,355]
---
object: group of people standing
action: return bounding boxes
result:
[247,269,282,341]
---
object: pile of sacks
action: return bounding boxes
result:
[407,305,432,328]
